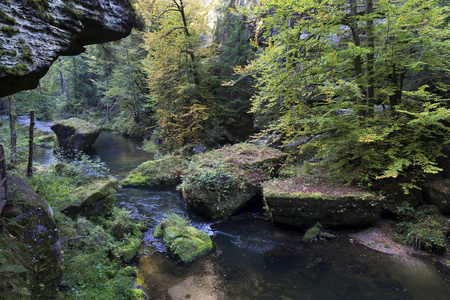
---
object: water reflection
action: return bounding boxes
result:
[31,127,449,299]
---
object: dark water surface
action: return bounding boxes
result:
[34,128,450,300]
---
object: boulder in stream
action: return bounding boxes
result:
[180,143,286,220]
[62,177,119,218]
[153,213,213,264]
[122,156,187,187]
[262,177,382,227]
[51,118,101,152]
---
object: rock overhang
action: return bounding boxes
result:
[0,0,136,97]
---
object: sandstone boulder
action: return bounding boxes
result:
[0,0,136,97]
[153,213,213,264]
[51,117,101,152]
[122,156,187,187]
[62,177,119,218]
[180,143,286,219]
[262,177,381,227]
[2,175,62,299]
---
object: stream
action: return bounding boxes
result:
[30,121,449,300]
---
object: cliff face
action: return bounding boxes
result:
[0,0,135,97]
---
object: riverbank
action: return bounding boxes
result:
[351,220,450,267]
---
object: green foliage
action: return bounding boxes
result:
[395,202,449,253]
[212,1,256,142]
[137,0,220,148]
[238,0,450,188]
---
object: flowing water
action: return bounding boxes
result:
[33,126,450,300]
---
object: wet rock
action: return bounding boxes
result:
[62,177,119,218]
[0,0,136,97]
[423,179,450,213]
[51,117,101,152]
[153,214,213,264]
[3,175,62,299]
[263,178,381,227]
[122,156,187,187]
[180,143,286,220]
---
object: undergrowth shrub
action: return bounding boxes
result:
[395,202,449,254]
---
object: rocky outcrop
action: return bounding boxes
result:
[62,177,119,218]
[180,143,286,220]
[122,156,187,187]
[2,175,62,299]
[0,0,136,97]
[153,213,213,264]
[423,179,450,214]
[262,178,382,227]
[51,117,101,152]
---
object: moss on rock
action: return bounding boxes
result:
[154,214,213,264]
[122,156,187,187]
[3,175,62,299]
[61,177,119,218]
[263,177,382,227]
[51,118,101,152]
[180,143,286,219]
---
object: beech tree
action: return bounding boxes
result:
[136,0,218,148]
[238,0,450,189]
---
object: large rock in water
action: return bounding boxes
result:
[180,143,286,220]
[62,178,119,218]
[153,213,213,264]
[0,0,136,97]
[122,156,187,187]
[262,177,382,227]
[2,175,62,299]
[51,117,101,152]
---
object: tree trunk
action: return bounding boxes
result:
[8,95,16,163]
[365,0,375,117]
[124,40,141,123]
[59,60,72,113]
[27,111,35,177]
[349,0,362,75]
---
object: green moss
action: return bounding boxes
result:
[0,10,16,25]
[1,25,18,36]
[155,213,214,264]
[16,63,28,72]
[21,51,34,63]
[303,222,322,241]
[122,156,187,187]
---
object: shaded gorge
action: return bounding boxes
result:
[32,129,449,300]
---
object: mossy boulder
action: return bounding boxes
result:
[61,178,119,218]
[180,143,286,219]
[262,177,382,227]
[3,175,62,299]
[122,156,187,187]
[51,118,101,152]
[423,179,450,213]
[153,214,213,264]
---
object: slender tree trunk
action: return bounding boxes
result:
[350,0,362,75]
[60,69,72,113]
[27,111,35,177]
[365,0,375,117]
[8,95,16,163]
[124,40,141,123]
[175,0,200,85]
